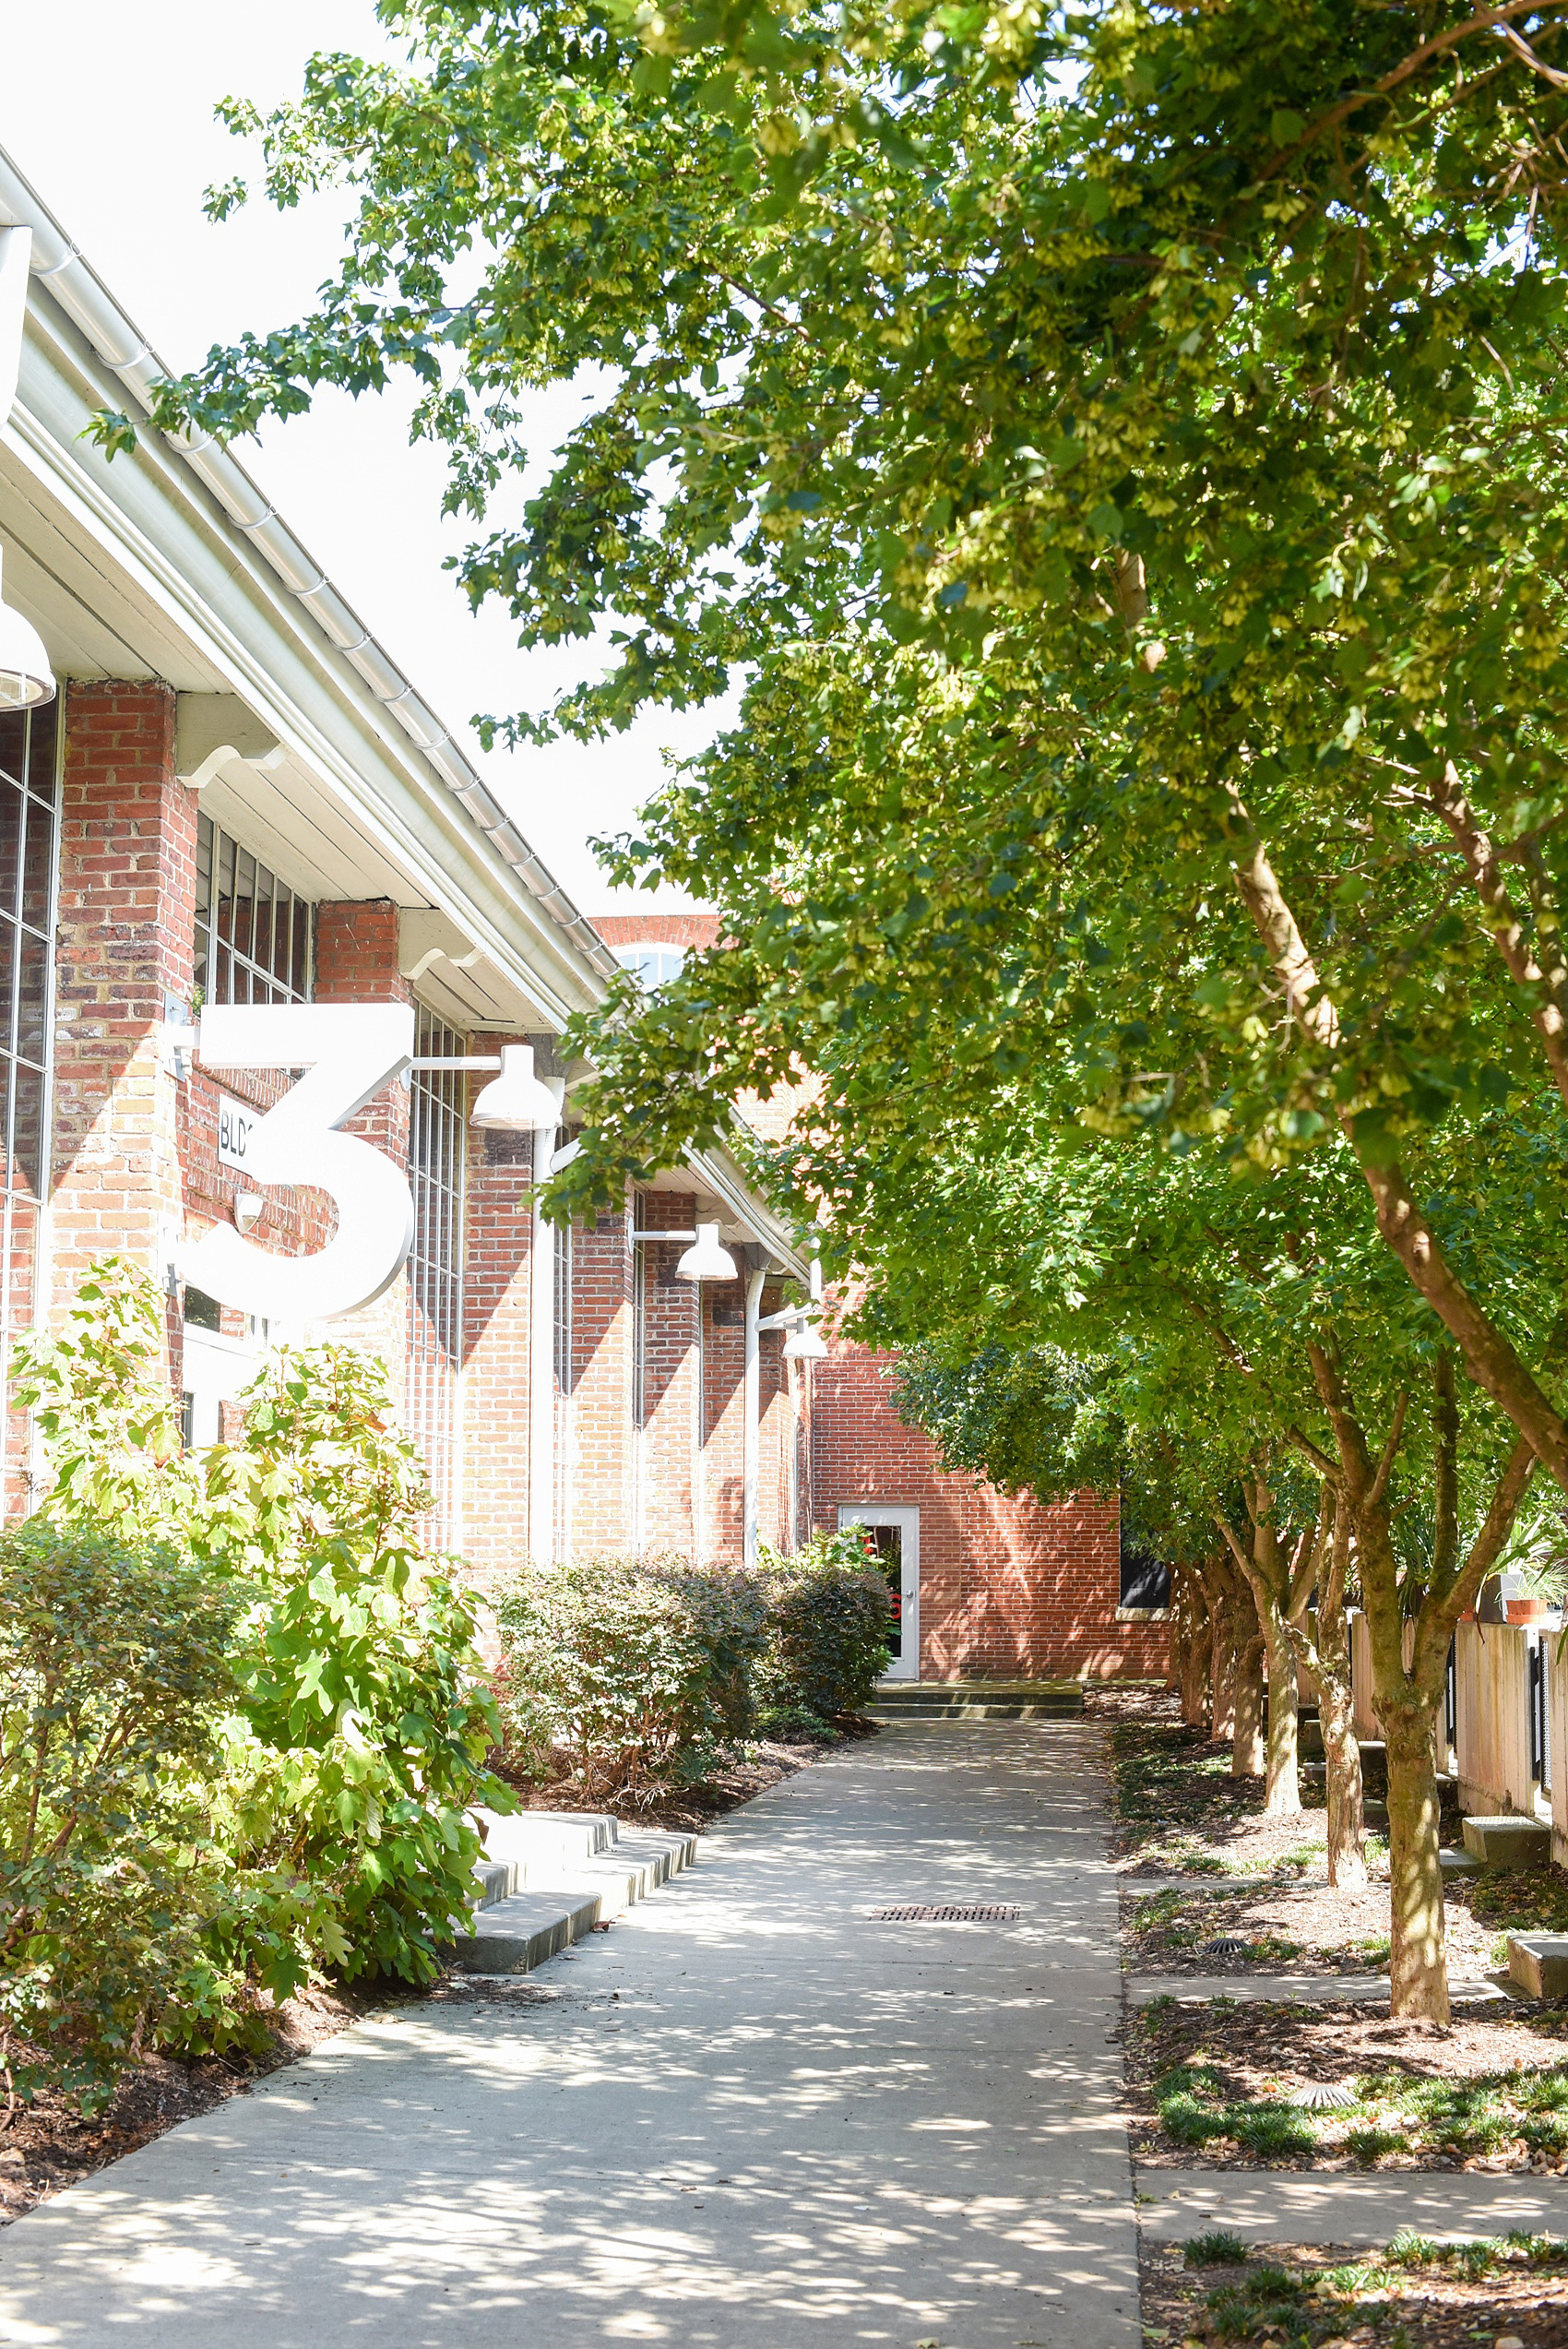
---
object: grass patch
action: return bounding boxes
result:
[1173,2234,1568,2343]
[1469,1866,1568,1937]
[1183,2230,1249,2268]
[1152,2050,1568,2164]
[1154,2062,1322,2155]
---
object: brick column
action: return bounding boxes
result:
[567,1199,634,1556]
[50,682,194,1375]
[638,1190,702,1558]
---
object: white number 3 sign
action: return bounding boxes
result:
[177,1003,416,1323]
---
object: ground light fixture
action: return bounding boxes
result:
[0,549,54,710]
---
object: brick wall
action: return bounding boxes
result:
[636,1192,702,1556]
[592,913,721,952]
[50,681,191,1388]
[813,1337,1168,1681]
[570,1198,635,1555]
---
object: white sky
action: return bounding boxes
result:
[0,2,717,913]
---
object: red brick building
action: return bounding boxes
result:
[598,917,1168,1682]
[0,149,1162,1684]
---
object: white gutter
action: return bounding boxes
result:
[0,145,622,989]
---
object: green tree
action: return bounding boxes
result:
[854,1117,1560,2005]
[120,0,1568,1489]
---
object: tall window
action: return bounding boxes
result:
[407,1004,466,1541]
[194,813,312,1008]
[0,699,58,1509]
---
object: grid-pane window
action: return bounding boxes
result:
[194,812,312,1008]
[407,1004,466,1541]
[0,700,59,1509]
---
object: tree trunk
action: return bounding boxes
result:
[1178,1568,1213,1728]
[1257,1595,1301,1815]
[1314,1508,1366,1888]
[1202,1557,1238,1740]
[1232,1572,1265,1780]
[1225,1468,1303,1815]
[1383,1687,1449,2022]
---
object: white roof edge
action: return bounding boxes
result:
[0,142,624,989]
[689,1145,810,1281]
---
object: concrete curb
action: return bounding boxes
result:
[1136,2164,1568,2246]
[1128,1972,1509,2008]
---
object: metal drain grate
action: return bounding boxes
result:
[871,1903,1022,1924]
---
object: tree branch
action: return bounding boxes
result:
[1266,5,1568,181]
[1426,761,1568,1111]
[1287,1423,1340,1482]
[1368,1389,1410,1512]
[1226,807,1568,1497]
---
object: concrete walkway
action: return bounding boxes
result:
[1137,2165,1568,2247]
[0,1723,1137,2348]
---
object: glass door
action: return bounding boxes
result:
[838,1505,921,1681]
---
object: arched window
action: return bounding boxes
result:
[615,942,686,990]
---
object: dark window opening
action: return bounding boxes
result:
[1119,1514,1171,1611]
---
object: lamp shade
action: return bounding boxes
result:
[676,1221,738,1282]
[470,1043,564,1131]
[0,582,54,711]
[782,1318,829,1361]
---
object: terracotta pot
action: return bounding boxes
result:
[1503,1596,1549,1625]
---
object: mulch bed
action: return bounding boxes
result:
[0,1984,372,2230]
[1125,1995,1568,2172]
[1123,1874,1511,1980]
[497,1719,877,1831]
[1143,2236,1568,2349]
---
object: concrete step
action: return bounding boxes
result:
[871,1680,1085,1723]
[1463,1812,1552,1867]
[449,1819,700,1974]
[872,1700,1081,1722]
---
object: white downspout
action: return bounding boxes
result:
[742,1264,766,1572]
[528,1101,562,1565]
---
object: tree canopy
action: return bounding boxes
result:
[125,0,1568,2015]
[126,0,1568,1478]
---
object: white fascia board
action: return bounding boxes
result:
[690,1144,809,1281]
[6,292,607,1033]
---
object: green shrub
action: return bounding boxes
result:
[1183,2230,1250,2267]
[0,1524,243,2114]
[754,1528,892,1722]
[12,1256,507,2022]
[1204,2269,1311,2344]
[493,1554,770,1803]
[204,1342,505,1995]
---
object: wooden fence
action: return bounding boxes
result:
[1348,1616,1557,1846]
[1453,1621,1536,1818]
